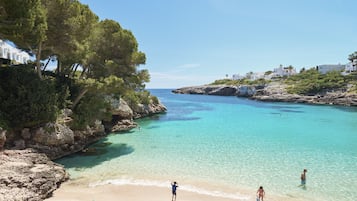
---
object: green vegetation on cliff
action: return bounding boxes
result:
[285,69,354,95]
[0,0,158,131]
[209,67,357,96]
[0,66,58,129]
[210,78,270,86]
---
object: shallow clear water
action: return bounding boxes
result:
[56,89,357,201]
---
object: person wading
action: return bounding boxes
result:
[300,169,307,188]
[256,186,265,201]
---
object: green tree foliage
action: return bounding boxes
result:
[286,68,347,94]
[210,78,269,86]
[0,1,157,131]
[0,0,47,78]
[43,0,98,73]
[70,92,111,130]
[0,66,58,129]
[348,51,357,62]
[264,70,273,75]
[84,19,146,80]
[70,19,150,109]
[210,79,241,85]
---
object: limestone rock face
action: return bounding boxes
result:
[0,149,68,201]
[133,102,167,119]
[32,123,74,146]
[111,119,138,132]
[111,99,134,119]
[172,85,237,96]
[237,85,256,97]
[173,83,357,106]
[208,86,237,96]
[251,83,357,106]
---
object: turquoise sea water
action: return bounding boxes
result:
[56,89,357,201]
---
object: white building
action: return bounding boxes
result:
[232,74,245,80]
[344,59,357,73]
[273,65,297,77]
[316,64,345,74]
[0,39,30,64]
[248,72,265,80]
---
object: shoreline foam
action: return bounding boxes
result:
[45,178,310,201]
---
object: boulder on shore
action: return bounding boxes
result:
[0,149,68,201]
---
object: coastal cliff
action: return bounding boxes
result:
[3,100,166,160]
[0,100,166,201]
[173,83,357,106]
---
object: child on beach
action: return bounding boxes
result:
[256,186,265,201]
[171,181,178,201]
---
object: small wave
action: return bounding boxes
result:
[89,178,250,200]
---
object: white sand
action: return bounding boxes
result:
[45,180,306,201]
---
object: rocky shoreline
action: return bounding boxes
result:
[0,99,166,201]
[172,83,357,106]
[0,149,68,201]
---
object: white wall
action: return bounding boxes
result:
[0,39,30,64]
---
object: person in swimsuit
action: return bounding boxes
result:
[171,181,178,201]
[256,186,265,201]
[300,169,307,186]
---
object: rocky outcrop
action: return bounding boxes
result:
[111,98,134,119]
[0,149,68,201]
[237,85,256,97]
[3,109,106,160]
[104,98,166,132]
[252,91,357,106]
[32,123,74,146]
[133,102,167,119]
[173,83,357,106]
[111,119,138,132]
[26,122,106,160]
[4,97,167,159]
[250,82,357,106]
[0,95,167,201]
[172,85,238,96]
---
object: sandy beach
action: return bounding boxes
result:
[45,179,308,201]
[46,181,244,201]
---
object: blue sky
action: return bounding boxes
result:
[80,0,357,88]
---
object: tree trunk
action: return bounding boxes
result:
[71,63,80,78]
[36,41,43,79]
[56,60,61,74]
[42,57,51,72]
[71,88,88,109]
[80,66,87,79]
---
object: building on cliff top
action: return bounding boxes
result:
[0,39,30,65]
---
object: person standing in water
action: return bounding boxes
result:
[300,169,307,187]
[171,181,178,201]
[256,186,265,201]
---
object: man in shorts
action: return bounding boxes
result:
[171,181,178,201]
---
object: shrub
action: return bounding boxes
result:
[0,66,59,129]
[151,96,159,104]
[286,69,347,94]
[71,92,111,130]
